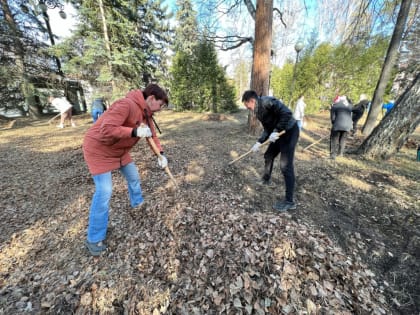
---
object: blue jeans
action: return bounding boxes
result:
[92,108,104,123]
[296,120,303,130]
[87,162,144,243]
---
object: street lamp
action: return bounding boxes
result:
[21,1,67,75]
[37,1,67,19]
[289,41,304,107]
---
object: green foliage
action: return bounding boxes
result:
[169,0,236,113]
[0,0,63,112]
[54,0,172,99]
[270,63,293,103]
[170,52,194,111]
[232,60,251,102]
[174,0,199,54]
[270,37,392,113]
[170,40,237,113]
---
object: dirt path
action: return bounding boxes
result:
[0,110,418,314]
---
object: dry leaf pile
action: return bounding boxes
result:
[163,210,388,314]
[0,111,419,314]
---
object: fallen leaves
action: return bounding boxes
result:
[0,112,418,314]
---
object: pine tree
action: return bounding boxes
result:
[55,0,172,98]
[169,0,199,110]
[170,0,236,112]
[193,39,236,112]
[174,0,198,54]
[0,0,59,117]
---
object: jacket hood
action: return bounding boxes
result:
[126,89,147,111]
[338,96,349,106]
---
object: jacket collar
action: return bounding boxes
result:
[126,89,155,119]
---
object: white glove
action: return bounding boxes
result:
[251,142,262,153]
[136,125,152,138]
[269,131,280,143]
[158,155,168,169]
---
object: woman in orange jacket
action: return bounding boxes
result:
[83,84,168,256]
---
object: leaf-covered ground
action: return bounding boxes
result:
[0,110,419,314]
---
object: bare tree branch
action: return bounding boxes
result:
[221,0,242,16]
[203,34,253,50]
[273,8,287,28]
[343,0,372,43]
[243,0,255,20]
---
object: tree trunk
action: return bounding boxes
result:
[362,0,413,136]
[99,0,115,94]
[27,95,43,119]
[357,72,419,159]
[248,0,273,135]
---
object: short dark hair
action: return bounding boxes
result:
[143,84,169,106]
[242,90,258,102]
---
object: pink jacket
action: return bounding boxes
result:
[83,89,162,175]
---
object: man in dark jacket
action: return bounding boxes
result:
[242,90,299,212]
[330,95,353,159]
[351,94,369,135]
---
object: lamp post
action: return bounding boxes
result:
[22,1,67,75]
[268,49,274,95]
[289,41,304,107]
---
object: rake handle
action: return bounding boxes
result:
[146,137,177,187]
[48,113,61,124]
[229,130,285,165]
[302,134,329,151]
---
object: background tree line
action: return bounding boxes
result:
[0,0,237,115]
[269,37,391,113]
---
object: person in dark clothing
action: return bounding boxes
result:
[242,90,299,212]
[351,94,369,135]
[330,95,353,159]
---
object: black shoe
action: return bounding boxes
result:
[263,179,273,186]
[257,179,273,186]
[273,200,296,212]
[86,240,106,256]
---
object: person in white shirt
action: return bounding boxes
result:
[293,94,306,130]
[48,96,76,128]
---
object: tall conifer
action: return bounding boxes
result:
[170,0,236,112]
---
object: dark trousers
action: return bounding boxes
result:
[263,123,299,202]
[330,130,348,157]
[352,118,361,135]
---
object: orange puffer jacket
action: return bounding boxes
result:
[83,89,162,175]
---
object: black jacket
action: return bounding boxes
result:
[256,96,296,143]
[331,101,353,132]
[352,100,369,121]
